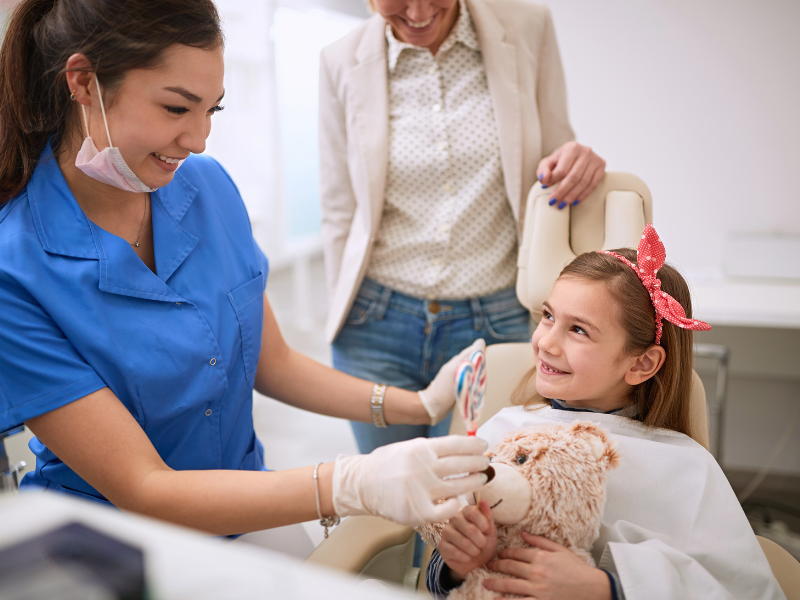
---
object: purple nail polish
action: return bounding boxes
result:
[572,199,580,206]
[558,201,566,209]
[541,184,548,189]
[549,198,557,206]
[538,173,543,181]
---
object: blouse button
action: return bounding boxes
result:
[209,358,217,366]
[205,409,212,416]
[432,103,441,113]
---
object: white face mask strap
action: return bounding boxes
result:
[79,104,90,139]
[93,73,113,148]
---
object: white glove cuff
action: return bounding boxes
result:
[417,390,442,426]
[332,454,369,518]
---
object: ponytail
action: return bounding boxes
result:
[0,0,223,206]
[0,0,63,204]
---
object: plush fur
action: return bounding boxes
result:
[418,421,619,600]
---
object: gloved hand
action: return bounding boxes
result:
[332,435,490,527]
[418,338,486,425]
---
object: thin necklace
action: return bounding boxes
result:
[132,193,148,248]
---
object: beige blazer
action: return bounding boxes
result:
[319,0,574,343]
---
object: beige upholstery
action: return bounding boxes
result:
[517,173,652,316]
[757,536,800,600]
[303,515,413,575]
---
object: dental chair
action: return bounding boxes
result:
[305,173,800,598]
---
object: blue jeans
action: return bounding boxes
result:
[332,278,532,454]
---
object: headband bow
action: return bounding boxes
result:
[599,224,711,345]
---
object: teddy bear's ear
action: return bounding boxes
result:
[571,421,620,470]
[582,433,620,470]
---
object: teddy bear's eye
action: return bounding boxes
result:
[515,454,528,465]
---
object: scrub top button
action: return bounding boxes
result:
[209,358,216,365]
[205,409,212,416]
[176,302,181,305]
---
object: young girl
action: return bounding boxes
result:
[425,225,785,600]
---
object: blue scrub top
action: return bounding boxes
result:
[0,144,269,504]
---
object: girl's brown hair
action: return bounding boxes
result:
[0,0,223,205]
[514,248,696,438]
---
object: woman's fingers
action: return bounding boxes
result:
[539,142,606,208]
[549,145,589,206]
[432,471,489,500]
[564,160,599,206]
[431,454,492,479]
[536,151,560,187]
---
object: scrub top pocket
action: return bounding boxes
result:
[227,273,265,382]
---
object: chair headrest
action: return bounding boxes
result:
[516,172,653,321]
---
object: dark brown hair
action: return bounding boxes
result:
[0,0,223,205]
[514,248,696,438]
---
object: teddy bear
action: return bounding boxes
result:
[417,420,620,600]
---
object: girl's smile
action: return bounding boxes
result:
[538,359,570,376]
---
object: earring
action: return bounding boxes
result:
[70,90,76,101]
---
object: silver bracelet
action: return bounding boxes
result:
[370,383,388,428]
[313,462,340,539]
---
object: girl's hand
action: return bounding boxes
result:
[439,501,498,580]
[484,531,612,600]
[536,141,606,209]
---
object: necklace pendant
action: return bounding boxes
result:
[134,241,140,248]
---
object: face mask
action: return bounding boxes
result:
[75,74,179,193]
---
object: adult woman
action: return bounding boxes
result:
[0,0,489,536]
[320,0,607,454]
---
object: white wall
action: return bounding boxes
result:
[547,0,800,278]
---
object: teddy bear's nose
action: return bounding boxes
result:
[460,462,532,525]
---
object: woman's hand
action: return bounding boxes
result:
[537,141,606,209]
[418,338,486,425]
[484,531,612,600]
[440,501,498,580]
[332,435,490,526]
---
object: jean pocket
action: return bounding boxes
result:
[227,273,265,381]
[484,304,532,341]
[344,293,379,326]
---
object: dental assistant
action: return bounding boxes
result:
[0,0,490,536]
[320,0,607,454]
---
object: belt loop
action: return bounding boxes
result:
[374,285,392,321]
[470,297,484,331]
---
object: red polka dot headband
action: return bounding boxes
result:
[598,224,711,345]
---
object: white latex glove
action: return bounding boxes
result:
[418,338,486,425]
[332,435,490,527]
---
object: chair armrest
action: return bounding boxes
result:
[304,516,414,575]
[756,535,800,599]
